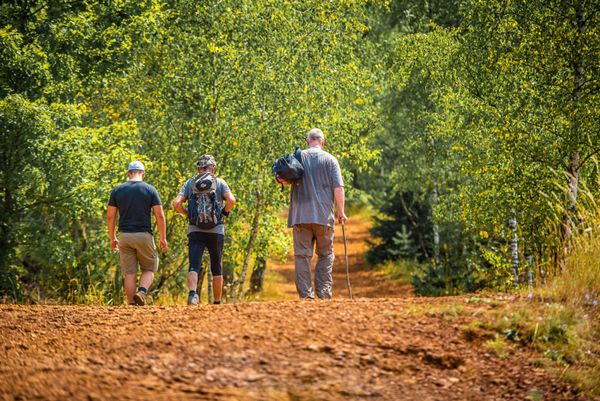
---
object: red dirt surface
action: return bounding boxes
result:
[0,218,593,401]
[0,299,590,401]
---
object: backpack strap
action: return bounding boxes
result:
[294,147,303,164]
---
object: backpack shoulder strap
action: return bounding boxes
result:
[294,147,303,164]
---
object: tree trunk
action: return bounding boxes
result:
[431,187,440,269]
[112,265,124,305]
[562,153,580,245]
[525,252,534,287]
[230,196,263,301]
[561,2,586,256]
[508,216,519,287]
[249,257,267,294]
[222,261,234,302]
[207,267,214,304]
[197,267,207,301]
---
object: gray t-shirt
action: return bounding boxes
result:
[179,177,231,235]
[288,147,344,228]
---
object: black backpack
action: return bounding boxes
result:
[272,148,304,185]
[188,172,222,229]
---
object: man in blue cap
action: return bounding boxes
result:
[107,161,168,305]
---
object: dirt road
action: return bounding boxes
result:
[0,299,588,401]
[0,218,592,401]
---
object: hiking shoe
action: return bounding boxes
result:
[133,291,147,306]
[213,300,222,305]
[187,293,199,305]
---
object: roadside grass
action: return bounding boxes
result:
[544,209,600,396]
[423,303,465,321]
[485,337,510,358]
[462,299,600,396]
[154,290,186,306]
[244,268,292,302]
[377,259,414,284]
[382,303,467,321]
[456,242,599,397]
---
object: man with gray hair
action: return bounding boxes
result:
[107,161,168,306]
[287,128,347,299]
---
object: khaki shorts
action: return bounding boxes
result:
[119,232,158,275]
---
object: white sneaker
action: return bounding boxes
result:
[187,293,199,305]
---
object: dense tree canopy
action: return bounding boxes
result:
[1,0,598,302]
[365,0,599,294]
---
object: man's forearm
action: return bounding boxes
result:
[154,207,167,240]
[107,216,116,240]
[334,186,345,214]
[157,216,167,241]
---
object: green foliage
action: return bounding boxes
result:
[367,192,432,264]
[2,0,599,304]
[365,0,600,293]
[0,0,380,302]
[377,258,416,284]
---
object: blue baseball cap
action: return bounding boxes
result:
[127,160,145,171]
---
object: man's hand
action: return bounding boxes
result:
[110,238,119,252]
[334,187,346,224]
[275,177,290,186]
[160,238,168,253]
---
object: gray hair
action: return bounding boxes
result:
[307,128,325,142]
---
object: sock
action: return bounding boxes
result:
[189,290,197,296]
[138,287,147,294]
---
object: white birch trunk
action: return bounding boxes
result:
[509,216,519,286]
[432,187,440,269]
[562,2,586,254]
[525,252,534,287]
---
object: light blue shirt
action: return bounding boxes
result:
[288,148,344,228]
[179,177,231,235]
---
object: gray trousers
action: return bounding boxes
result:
[293,223,335,299]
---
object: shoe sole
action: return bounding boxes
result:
[133,293,146,306]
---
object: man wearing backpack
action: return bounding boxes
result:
[288,128,347,300]
[107,161,168,306]
[172,155,236,305]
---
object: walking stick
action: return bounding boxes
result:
[341,221,353,300]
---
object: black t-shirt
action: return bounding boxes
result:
[108,181,161,234]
